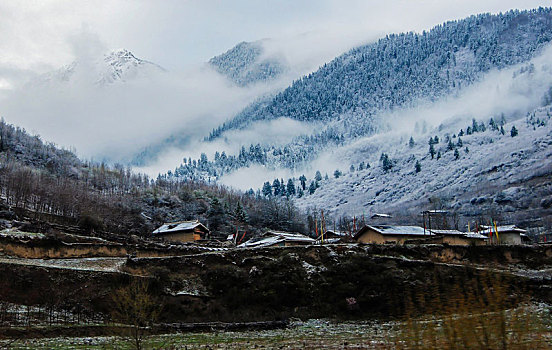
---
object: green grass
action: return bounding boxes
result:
[1,320,395,349]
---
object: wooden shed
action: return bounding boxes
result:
[152,220,210,243]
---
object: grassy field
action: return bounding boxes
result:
[0,319,397,349]
[2,302,551,350]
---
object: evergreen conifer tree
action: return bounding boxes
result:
[262,181,272,197]
[286,179,296,196]
[315,171,323,182]
[234,202,248,223]
[308,181,316,195]
[299,175,307,190]
[272,179,281,196]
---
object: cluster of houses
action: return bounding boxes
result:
[151,218,531,248]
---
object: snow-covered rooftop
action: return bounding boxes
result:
[430,229,487,239]
[368,225,434,236]
[463,232,489,239]
[238,231,315,248]
[479,225,527,234]
[152,221,208,235]
[429,229,488,239]
[324,230,350,237]
[264,231,315,242]
[315,238,342,244]
[371,213,392,218]
[429,229,465,235]
[238,236,284,248]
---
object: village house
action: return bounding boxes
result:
[354,225,434,244]
[429,229,488,246]
[238,230,314,248]
[152,220,210,243]
[478,225,528,245]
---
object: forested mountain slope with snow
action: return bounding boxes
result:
[207,9,552,141]
[164,8,552,230]
[170,10,552,186]
[295,103,552,229]
[208,40,288,87]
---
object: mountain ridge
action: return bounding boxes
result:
[34,48,165,87]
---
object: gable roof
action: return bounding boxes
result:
[355,225,434,239]
[263,231,315,242]
[152,220,209,236]
[323,230,350,237]
[430,229,488,239]
[238,231,315,248]
[371,213,392,219]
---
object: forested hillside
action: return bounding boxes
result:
[0,120,305,238]
[208,9,552,138]
[208,40,287,86]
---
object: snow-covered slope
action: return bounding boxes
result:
[295,103,552,227]
[208,40,288,87]
[35,49,165,86]
[207,9,552,142]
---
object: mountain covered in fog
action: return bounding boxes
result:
[160,8,552,228]
[207,8,552,141]
[172,9,552,175]
[208,40,288,87]
[35,49,165,86]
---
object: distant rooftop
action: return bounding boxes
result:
[152,220,209,235]
[479,225,527,234]
[430,229,487,239]
[371,213,392,219]
[367,225,434,236]
[238,231,315,248]
[324,230,350,237]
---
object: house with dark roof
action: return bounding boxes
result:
[152,220,210,243]
[354,225,434,244]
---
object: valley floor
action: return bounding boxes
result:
[3,307,551,349]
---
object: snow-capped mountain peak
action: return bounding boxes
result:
[99,48,165,84]
[33,48,165,87]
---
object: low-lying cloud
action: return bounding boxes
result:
[0,39,283,164]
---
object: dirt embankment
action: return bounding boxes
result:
[0,234,212,259]
[1,244,551,324]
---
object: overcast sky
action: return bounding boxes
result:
[1,0,550,73]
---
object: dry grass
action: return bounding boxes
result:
[393,273,551,349]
